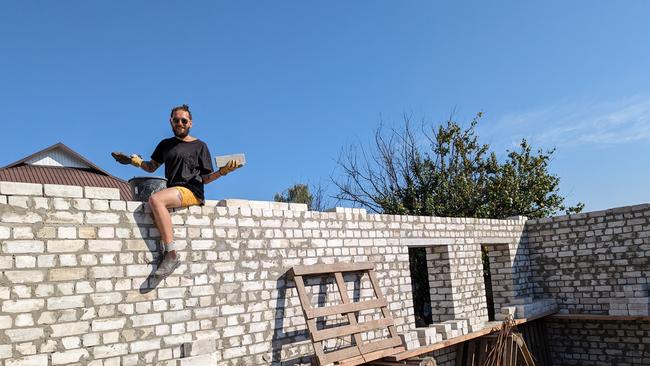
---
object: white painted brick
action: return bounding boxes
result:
[13,227,33,239]
[131,313,161,327]
[163,310,191,323]
[130,339,160,353]
[52,348,89,364]
[92,317,126,332]
[98,227,115,238]
[45,211,83,224]
[221,304,245,315]
[84,187,120,200]
[126,264,150,277]
[47,295,86,310]
[222,346,247,360]
[44,184,83,198]
[49,268,87,281]
[15,256,36,268]
[88,240,122,252]
[57,227,77,239]
[85,212,120,224]
[8,196,29,208]
[92,344,128,359]
[191,240,215,250]
[90,266,124,278]
[2,299,44,313]
[4,270,44,283]
[5,327,44,342]
[5,354,48,366]
[0,344,11,358]
[51,321,90,337]
[178,353,218,366]
[0,226,10,239]
[2,240,44,254]
[90,292,123,305]
[78,227,96,239]
[0,182,43,196]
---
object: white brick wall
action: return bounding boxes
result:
[4,182,639,365]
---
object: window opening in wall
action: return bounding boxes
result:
[408,247,432,326]
[482,244,495,321]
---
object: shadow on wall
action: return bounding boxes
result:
[133,217,164,293]
[271,270,365,365]
[271,271,310,366]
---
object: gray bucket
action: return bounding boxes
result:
[128,176,168,202]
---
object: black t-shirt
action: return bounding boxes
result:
[151,138,214,204]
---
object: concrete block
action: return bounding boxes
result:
[130,339,160,353]
[5,354,48,366]
[44,184,83,198]
[47,239,85,253]
[181,337,217,357]
[2,240,44,254]
[0,182,43,196]
[178,353,218,366]
[51,321,90,337]
[51,349,89,364]
[84,186,120,200]
[2,299,44,313]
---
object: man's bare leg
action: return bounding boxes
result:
[149,188,182,276]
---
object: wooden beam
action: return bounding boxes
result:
[548,314,650,321]
[306,298,388,319]
[312,318,394,342]
[292,262,374,276]
[385,309,558,361]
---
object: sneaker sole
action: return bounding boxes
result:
[153,260,180,280]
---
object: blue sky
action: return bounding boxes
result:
[2,1,649,212]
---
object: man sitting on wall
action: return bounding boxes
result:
[112,104,241,279]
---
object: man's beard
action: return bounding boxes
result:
[174,127,190,139]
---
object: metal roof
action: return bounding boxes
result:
[0,165,133,201]
[0,143,134,200]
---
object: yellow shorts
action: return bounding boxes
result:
[174,186,201,207]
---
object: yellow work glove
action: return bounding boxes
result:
[218,160,239,176]
[130,154,143,167]
[111,152,143,167]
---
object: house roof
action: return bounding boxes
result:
[0,143,134,200]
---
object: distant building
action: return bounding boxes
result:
[0,142,134,200]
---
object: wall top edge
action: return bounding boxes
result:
[526,203,650,225]
[0,181,532,223]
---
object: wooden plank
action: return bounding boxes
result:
[334,272,364,356]
[292,262,374,276]
[466,340,476,366]
[322,337,403,365]
[387,308,558,361]
[548,314,650,321]
[476,338,489,366]
[368,270,400,340]
[293,274,327,363]
[454,342,465,365]
[512,333,535,366]
[306,298,388,319]
[312,317,394,342]
[337,346,405,366]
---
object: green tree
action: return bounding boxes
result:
[274,183,328,211]
[334,113,583,218]
[333,113,583,324]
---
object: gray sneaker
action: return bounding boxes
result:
[154,254,180,279]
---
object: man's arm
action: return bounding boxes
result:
[140,160,161,173]
[202,170,223,184]
[111,152,161,173]
[202,160,241,184]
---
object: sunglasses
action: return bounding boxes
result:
[172,117,190,125]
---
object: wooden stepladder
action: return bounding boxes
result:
[290,262,405,366]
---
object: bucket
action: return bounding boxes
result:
[128,176,168,202]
